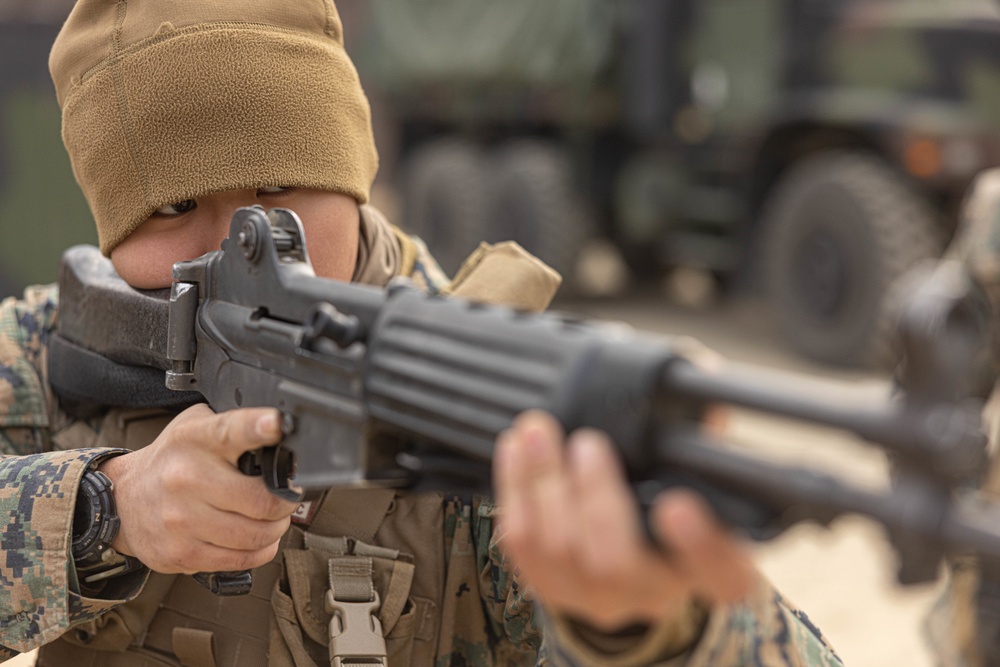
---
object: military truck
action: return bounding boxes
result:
[346,0,1000,368]
[0,0,94,299]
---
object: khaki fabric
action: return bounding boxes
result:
[172,627,218,667]
[442,241,562,312]
[49,0,378,257]
[268,493,446,667]
[352,205,412,288]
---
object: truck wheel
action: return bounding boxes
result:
[401,139,489,276]
[761,151,943,368]
[488,140,591,288]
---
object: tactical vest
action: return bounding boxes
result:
[38,408,464,667]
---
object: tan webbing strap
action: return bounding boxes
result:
[304,536,413,637]
[172,627,218,667]
[304,533,401,562]
[304,533,351,555]
[350,541,400,561]
[326,556,387,667]
[329,557,376,604]
[309,488,397,544]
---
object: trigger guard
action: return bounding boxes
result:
[260,445,303,503]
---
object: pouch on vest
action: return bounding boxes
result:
[269,528,424,667]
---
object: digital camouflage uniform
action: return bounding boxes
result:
[0,235,845,665]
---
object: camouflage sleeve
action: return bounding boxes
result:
[667,579,842,667]
[538,575,843,667]
[0,448,149,656]
[0,290,148,656]
[472,500,842,667]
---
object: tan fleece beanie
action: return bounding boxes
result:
[49,0,379,256]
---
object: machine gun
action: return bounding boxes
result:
[48,206,1000,595]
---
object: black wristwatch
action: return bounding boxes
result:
[72,468,142,586]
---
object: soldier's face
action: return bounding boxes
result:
[110,188,360,289]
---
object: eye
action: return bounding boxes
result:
[258,186,292,195]
[154,199,197,216]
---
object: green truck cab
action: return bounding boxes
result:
[348,0,1000,367]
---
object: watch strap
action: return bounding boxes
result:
[72,468,144,587]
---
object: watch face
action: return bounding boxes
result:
[73,469,116,564]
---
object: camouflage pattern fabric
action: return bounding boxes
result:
[0,448,142,657]
[0,243,842,664]
[0,284,57,432]
[437,497,540,666]
[539,568,843,667]
[681,582,843,667]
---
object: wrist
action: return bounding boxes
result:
[72,456,143,591]
[96,454,133,557]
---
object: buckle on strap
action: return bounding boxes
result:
[326,590,388,667]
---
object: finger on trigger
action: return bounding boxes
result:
[208,407,283,464]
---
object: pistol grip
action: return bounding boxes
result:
[192,449,301,597]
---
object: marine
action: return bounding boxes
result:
[0,1,843,665]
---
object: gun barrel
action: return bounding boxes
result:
[663,361,985,482]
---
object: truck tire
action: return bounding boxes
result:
[760,151,943,368]
[487,140,591,288]
[401,139,489,276]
